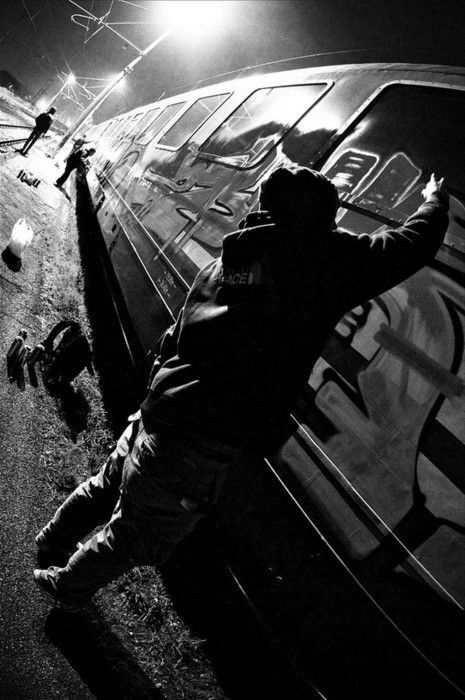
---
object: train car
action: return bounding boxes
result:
[85,62,465,698]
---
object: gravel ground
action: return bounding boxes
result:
[0,141,96,698]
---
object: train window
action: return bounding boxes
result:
[157,93,230,150]
[319,84,465,254]
[99,123,112,139]
[121,113,143,141]
[135,102,186,146]
[103,122,116,140]
[198,82,329,169]
[117,118,129,139]
[134,108,160,142]
[111,119,126,141]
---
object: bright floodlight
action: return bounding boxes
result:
[161,1,231,39]
[114,76,126,92]
[67,73,76,85]
[36,97,49,111]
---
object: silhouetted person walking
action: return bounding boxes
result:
[33,168,448,613]
[55,146,96,188]
[20,107,56,155]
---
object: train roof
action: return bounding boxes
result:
[98,60,465,125]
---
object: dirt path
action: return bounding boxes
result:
[0,145,95,698]
[0,140,231,700]
[0,130,326,700]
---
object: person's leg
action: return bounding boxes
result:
[55,163,75,186]
[21,129,36,154]
[39,427,233,606]
[37,416,140,552]
[30,132,41,150]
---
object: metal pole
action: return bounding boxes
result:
[55,27,174,152]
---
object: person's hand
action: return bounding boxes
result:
[421,173,445,201]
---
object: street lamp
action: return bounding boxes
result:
[55,1,232,152]
[161,1,231,37]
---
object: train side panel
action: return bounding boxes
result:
[86,63,465,692]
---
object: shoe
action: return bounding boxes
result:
[33,567,83,613]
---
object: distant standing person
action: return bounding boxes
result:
[54,146,96,188]
[20,107,56,155]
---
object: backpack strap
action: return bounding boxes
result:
[42,320,81,352]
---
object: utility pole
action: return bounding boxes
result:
[55,27,173,152]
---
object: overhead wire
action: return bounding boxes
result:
[117,0,154,11]
[44,0,92,114]
[21,0,61,76]
[1,3,51,83]
[82,0,95,50]
[0,5,44,44]
[46,1,75,78]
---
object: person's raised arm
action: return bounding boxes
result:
[342,173,449,303]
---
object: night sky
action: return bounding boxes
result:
[1,0,465,124]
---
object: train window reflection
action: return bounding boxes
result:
[112,119,126,141]
[99,122,112,139]
[136,102,186,146]
[134,108,160,142]
[157,93,230,150]
[198,83,329,169]
[320,84,465,254]
[107,121,120,140]
[121,113,143,141]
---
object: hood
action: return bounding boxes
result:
[222,210,327,268]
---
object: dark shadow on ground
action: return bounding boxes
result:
[49,383,90,440]
[6,356,26,390]
[1,246,22,272]
[73,175,145,435]
[38,350,91,439]
[45,607,164,700]
[161,518,318,700]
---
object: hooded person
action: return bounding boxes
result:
[33,166,449,612]
[55,146,96,188]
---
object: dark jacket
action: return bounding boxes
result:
[67,148,85,169]
[35,112,52,134]
[141,192,449,451]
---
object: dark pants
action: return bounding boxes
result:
[21,128,42,154]
[37,413,233,605]
[55,161,77,186]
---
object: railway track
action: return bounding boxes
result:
[0,122,31,147]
